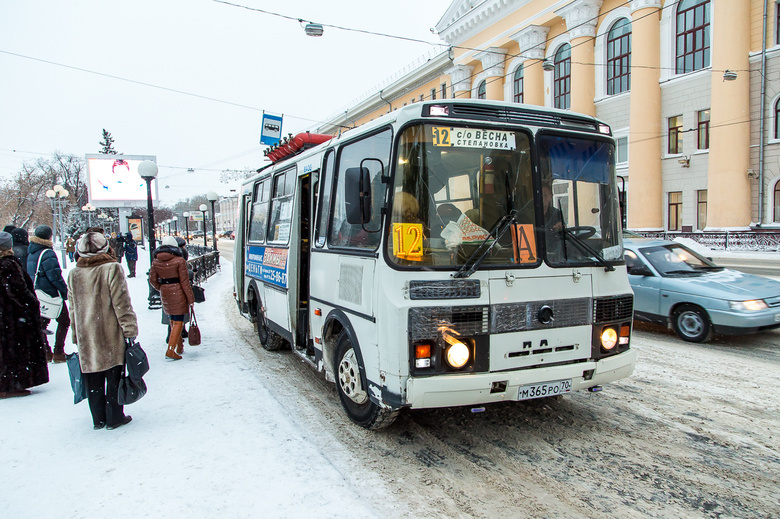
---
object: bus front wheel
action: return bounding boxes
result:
[254,299,285,351]
[334,333,398,430]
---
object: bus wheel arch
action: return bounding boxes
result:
[248,281,285,351]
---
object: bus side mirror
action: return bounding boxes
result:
[345,167,371,224]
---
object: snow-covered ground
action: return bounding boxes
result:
[0,247,380,519]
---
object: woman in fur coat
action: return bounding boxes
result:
[0,231,49,398]
[68,232,138,430]
[149,236,194,360]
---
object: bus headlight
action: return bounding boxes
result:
[445,342,470,369]
[600,327,618,351]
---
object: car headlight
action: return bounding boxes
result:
[729,299,769,312]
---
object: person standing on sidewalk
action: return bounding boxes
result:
[0,231,49,398]
[123,232,138,277]
[27,225,70,363]
[149,236,194,360]
[11,228,30,276]
[65,235,77,262]
[68,231,138,430]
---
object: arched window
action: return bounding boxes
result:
[554,44,571,109]
[607,18,631,95]
[477,80,487,99]
[775,97,780,140]
[513,65,524,103]
[775,182,780,222]
[676,0,710,74]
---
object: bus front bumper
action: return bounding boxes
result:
[404,349,636,409]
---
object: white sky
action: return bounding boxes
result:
[0,0,453,203]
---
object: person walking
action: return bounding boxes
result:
[123,232,138,278]
[10,228,29,276]
[65,235,77,262]
[27,225,70,363]
[109,233,125,264]
[149,236,194,360]
[68,232,138,430]
[0,231,49,398]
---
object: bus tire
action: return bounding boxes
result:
[254,300,285,351]
[334,333,398,430]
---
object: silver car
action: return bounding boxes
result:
[623,239,780,342]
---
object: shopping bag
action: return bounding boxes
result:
[66,353,87,405]
[192,285,205,303]
[125,338,149,382]
[118,373,147,405]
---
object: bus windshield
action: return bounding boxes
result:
[387,124,622,269]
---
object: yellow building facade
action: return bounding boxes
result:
[316,0,779,232]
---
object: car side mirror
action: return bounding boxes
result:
[345,167,371,224]
[627,265,653,277]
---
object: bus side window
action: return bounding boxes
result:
[314,150,335,248]
[248,179,269,242]
[267,167,296,245]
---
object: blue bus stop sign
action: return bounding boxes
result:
[260,114,283,145]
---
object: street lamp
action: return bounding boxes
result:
[82,202,96,227]
[46,184,69,265]
[182,212,190,243]
[138,160,158,267]
[207,191,219,251]
[199,203,208,247]
[172,216,178,236]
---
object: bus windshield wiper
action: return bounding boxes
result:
[561,228,615,272]
[453,211,517,279]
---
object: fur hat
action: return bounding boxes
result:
[10,227,29,245]
[161,236,178,248]
[3,225,16,233]
[34,225,53,240]
[77,232,109,257]
[0,231,12,250]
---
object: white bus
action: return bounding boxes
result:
[234,99,636,429]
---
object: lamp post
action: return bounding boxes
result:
[207,191,219,251]
[182,212,190,243]
[46,184,69,265]
[199,204,208,247]
[172,216,178,236]
[82,203,96,227]
[138,160,158,267]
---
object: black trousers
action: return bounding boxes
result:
[126,260,137,277]
[42,301,71,354]
[83,365,125,427]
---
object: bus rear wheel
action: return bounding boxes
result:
[334,333,398,430]
[254,299,284,351]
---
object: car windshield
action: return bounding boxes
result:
[640,243,720,276]
[386,124,622,271]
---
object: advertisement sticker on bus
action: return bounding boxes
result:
[431,127,516,150]
[245,245,288,288]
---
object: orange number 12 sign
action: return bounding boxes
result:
[392,223,424,261]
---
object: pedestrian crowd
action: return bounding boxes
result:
[1,222,200,431]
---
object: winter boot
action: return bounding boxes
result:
[166,321,184,360]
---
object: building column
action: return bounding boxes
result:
[510,25,550,106]
[708,0,751,228]
[476,48,507,100]
[628,0,663,230]
[557,0,602,116]
[447,65,474,99]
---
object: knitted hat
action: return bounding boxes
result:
[77,232,110,257]
[161,236,178,248]
[0,231,12,250]
[175,237,186,248]
[34,225,53,240]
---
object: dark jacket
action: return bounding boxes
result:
[149,245,194,315]
[0,253,49,391]
[124,233,138,261]
[11,228,29,274]
[27,237,68,299]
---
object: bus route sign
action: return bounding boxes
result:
[245,245,288,288]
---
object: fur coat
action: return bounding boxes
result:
[149,245,194,316]
[67,254,138,373]
[0,253,49,391]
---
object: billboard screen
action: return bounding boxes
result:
[85,154,158,208]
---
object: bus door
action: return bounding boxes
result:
[236,193,252,315]
[296,174,312,356]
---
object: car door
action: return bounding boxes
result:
[625,249,663,321]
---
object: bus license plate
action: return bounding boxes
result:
[518,380,572,401]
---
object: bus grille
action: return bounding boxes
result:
[593,295,634,323]
[409,280,480,300]
[409,306,489,341]
[491,298,591,333]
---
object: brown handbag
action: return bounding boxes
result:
[188,308,201,346]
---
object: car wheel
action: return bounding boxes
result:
[672,305,712,343]
[334,333,398,429]
[254,298,285,351]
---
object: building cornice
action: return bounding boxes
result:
[556,0,603,39]
[509,25,550,60]
[435,0,531,46]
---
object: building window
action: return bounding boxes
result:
[616,136,629,165]
[676,0,711,74]
[697,109,710,149]
[668,115,683,154]
[697,190,707,230]
[775,98,780,139]
[477,80,486,99]
[777,1,780,45]
[607,18,631,95]
[668,191,683,231]
[554,44,571,109]
[441,83,447,99]
[513,65,524,103]
[775,182,780,221]
[431,88,437,100]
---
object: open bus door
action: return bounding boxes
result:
[235,193,252,316]
[295,174,313,358]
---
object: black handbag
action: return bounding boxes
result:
[118,373,147,405]
[66,352,87,405]
[192,285,205,303]
[125,338,149,382]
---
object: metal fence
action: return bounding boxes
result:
[147,245,220,309]
[633,231,780,252]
